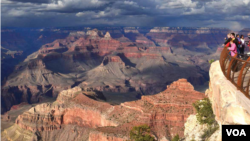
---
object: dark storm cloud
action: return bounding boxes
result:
[38,2,114,13]
[1,0,250,31]
[8,0,51,3]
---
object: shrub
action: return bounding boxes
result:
[209,59,215,64]
[171,134,179,141]
[130,124,156,141]
[193,98,219,140]
[201,123,219,139]
[192,98,215,125]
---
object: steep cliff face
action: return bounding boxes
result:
[183,61,250,141]
[2,79,205,141]
[184,114,220,141]
[206,61,250,125]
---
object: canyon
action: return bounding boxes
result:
[2,27,250,141]
[1,79,206,141]
[1,27,233,114]
[2,61,250,141]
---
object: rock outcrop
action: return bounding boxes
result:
[206,61,250,125]
[2,79,205,141]
[183,61,250,141]
[184,114,220,141]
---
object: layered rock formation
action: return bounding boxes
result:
[1,28,69,87]
[2,28,216,114]
[145,27,231,51]
[2,79,205,141]
[2,26,235,114]
[2,26,248,141]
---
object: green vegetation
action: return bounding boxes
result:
[209,59,215,64]
[129,124,156,141]
[192,98,215,125]
[171,134,179,141]
[201,124,219,139]
[193,98,219,140]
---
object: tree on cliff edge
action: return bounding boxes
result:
[130,124,156,141]
[171,134,179,141]
[192,98,215,125]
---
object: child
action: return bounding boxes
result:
[228,40,237,57]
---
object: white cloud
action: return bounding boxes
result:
[156,0,198,9]
[183,6,205,15]
[243,0,250,5]
[44,0,106,11]
[8,9,27,16]
[124,1,137,5]
[76,12,85,17]
[1,0,13,4]
[94,8,121,18]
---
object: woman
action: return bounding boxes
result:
[228,40,237,57]
[240,35,245,56]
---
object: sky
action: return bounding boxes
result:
[1,0,250,31]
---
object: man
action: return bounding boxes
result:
[224,33,240,53]
[224,33,231,46]
[236,34,241,41]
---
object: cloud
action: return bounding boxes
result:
[1,0,250,31]
[183,6,205,15]
[8,9,28,16]
[39,0,113,13]
[124,1,137,6]
[156,0,198,9]
[8,0,51,3]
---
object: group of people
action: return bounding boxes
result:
[224,33,246,57]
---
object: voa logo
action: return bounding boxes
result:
[226,129,246,136]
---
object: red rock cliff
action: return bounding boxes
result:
[2,79,206,141]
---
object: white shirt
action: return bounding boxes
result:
[241,39,245,47]
[241,38,245,45]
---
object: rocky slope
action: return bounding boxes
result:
[1,79,205,141]
[1,28,69,86]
